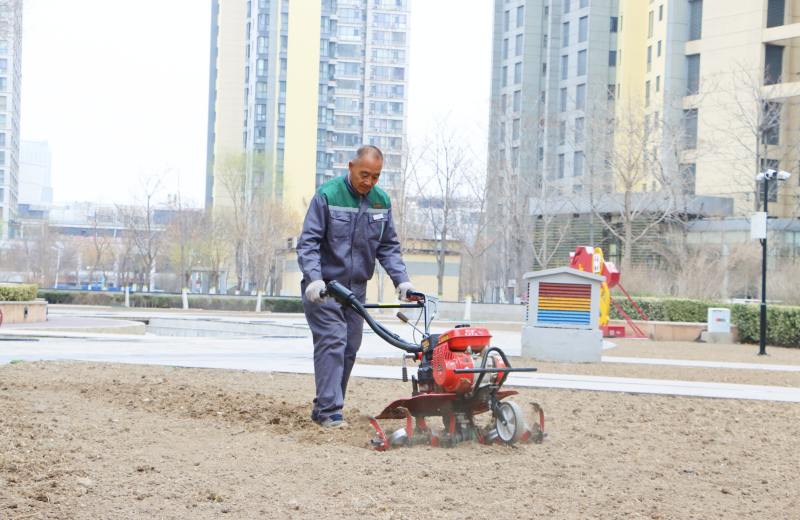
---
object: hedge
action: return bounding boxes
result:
[610,296,800,348]
[37,290,303,313]
[0,284,39,302]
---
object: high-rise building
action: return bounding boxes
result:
[616,0,800,218]
[0,2,22,238]
[206,0,411,214]
[19,140,53,204]
[488,0,618,193]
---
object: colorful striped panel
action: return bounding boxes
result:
[537,283,592,325]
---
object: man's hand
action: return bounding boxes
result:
[305,280,327,303]
[397,282,416,302]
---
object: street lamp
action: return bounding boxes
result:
[754,168,792,356]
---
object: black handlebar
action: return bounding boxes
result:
[323,280,423,353]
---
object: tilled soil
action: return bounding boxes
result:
[605,340,800,365]
[2,360,800,519]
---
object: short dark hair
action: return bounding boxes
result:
[354,144,383,164]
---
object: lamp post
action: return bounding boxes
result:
[755,169,792,356]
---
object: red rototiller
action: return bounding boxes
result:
[324,281,546,451]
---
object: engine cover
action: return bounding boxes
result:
[432,344,474,393]
[436,327,492,352]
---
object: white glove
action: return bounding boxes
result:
[305,280,327,303]
[397,282,416,302]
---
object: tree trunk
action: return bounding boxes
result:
[623,190,633,272]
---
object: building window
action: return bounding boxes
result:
[648,11,654,37]
[516,5,524,28]
[501,93,507,113]
[559,121,566,145]
[543,33,547,47]
[564,0,570,14]
[580,0,588,7]
[647,46,652,72]
[560,88,567,112]
[767,0,785,28]
[512,147,520,167]
[562,22,569,47]
[609,50,617,66]
[503,38,509,59]
[256,104,267,121]
[680,164,696,195]
[0,151,5,165]
[515,34,523,56]
[281,35,288,52]
[254,127,266,144]
[561,55,568,80]
[512,118,520,140]
[278,103,286,120]
[257,59,268,76]
[513,90,521,111]
[765,44,784,85]
[762,102,782,145]
[246,22,251,40]
[257,36,268,54]
[504,10,510,31]
[514,62,522,83]
[576,83,586,109]
[574,152,584,176]
[258,13,269,31]
[0,42,7,55]
[256,82,268,99]
[0,59,7,74]
[0,78,7,92]
[657,40,662,57]
[659,4,663,20]
[656,75,661,92]
[578,50,587,76]
[542,62,547,75]
[243,131,247,147]
[277,126,285,145]
[618,49,622,65]
[683,109,698,149]
[645,80,651,106]
[502,66,508,87]
[689,0,702,41]
[578,16,588,42]
[576,117,585,142]
[610,16,618,32]
[280,58,287,75]
[279,81,286,98]
[245,66,249,83]
[558,154,565,178]
[282,13,288,31]
[499,122,505,144]
[686,54,700,94]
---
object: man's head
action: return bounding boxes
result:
[348,145,383,195]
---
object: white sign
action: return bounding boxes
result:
[751,212,767,240]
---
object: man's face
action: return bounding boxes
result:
[348,155,382,195]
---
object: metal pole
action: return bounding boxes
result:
[759,178,768,356]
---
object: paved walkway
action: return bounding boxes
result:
[1,306,797,403]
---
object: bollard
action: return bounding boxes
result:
[182,288,189,310]
[124,286,130,308]
[255,291,263,312]
[464,296,472,321]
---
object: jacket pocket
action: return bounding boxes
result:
[368,214,384,241]
[329,212,352,238]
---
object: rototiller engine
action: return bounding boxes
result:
[323,281,546,451]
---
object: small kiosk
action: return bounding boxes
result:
[521,267,605,363]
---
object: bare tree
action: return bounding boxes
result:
[248,196,299,294]
[196,210,231,293]
[579,85,700,272]
[164,179,203,291]
[118,172,168,290]
[16,223,58,287]
[414,116,472,297]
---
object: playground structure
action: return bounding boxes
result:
[569,247,648,339]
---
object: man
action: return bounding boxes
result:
[297,145,415,428]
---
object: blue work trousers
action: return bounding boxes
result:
[302,281,365,418]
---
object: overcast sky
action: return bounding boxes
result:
[21,0,494,206]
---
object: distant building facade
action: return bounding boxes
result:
[0,2,22,238]
[19,140,53,204]
[206,0,411,214]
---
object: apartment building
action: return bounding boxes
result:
[489,0,619,193]
[617,0,800,218]
[206,0,411,215]
[0,3,22,239]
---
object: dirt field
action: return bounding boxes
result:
[606,339,800,365]
[2,360,800,519]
